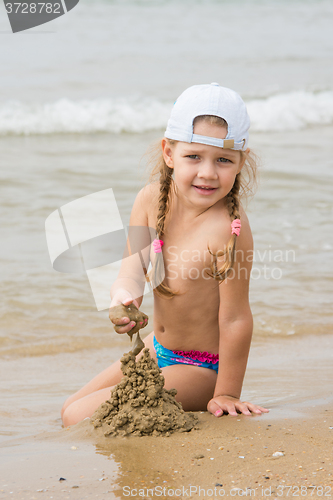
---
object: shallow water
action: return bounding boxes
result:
[1,127,332,362]
[0,0,332,465]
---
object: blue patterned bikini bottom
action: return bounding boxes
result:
[153,335,219,374]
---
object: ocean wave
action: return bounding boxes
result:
[0,90,333,136]
[247,90,333,132]
[0,97,171,136]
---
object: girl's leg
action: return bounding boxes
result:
[63,362,217,426]
[62,350,217,427]
[61,332,157,424]
[162,364,217,411]
[62,386,117,427]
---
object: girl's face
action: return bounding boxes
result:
[162,120,246,210]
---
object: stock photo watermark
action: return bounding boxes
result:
[45,188,163,311]
[165,246,296,282]
[122,484,331,497]
[45,188,297,311]
[3,0,79,33]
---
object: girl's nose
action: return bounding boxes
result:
[197,161,218,179]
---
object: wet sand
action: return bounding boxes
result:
[1,405,332,499]
[0,334,332,499]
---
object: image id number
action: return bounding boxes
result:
[5,2,61,14]
[276,485,331,496]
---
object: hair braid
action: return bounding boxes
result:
[226,172,241,220]
[156,165,173,238]
[150,162,176,298]
[208,173,241,282]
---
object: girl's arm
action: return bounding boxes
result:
[109,186,152,334]
[207,210,269,417]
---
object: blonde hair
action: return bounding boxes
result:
[146,115,259,298]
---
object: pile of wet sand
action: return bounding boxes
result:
[91,348,198,437]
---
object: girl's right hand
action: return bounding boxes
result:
[109,289,140,334]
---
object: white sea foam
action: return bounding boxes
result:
[248,90,333,131]
[0,97,171,136]
[0,91,333,136]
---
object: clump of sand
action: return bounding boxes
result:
[109,303,148,337]
[91,348,198,437]
[109,303,147,355]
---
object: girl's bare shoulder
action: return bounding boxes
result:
[238,203,253,251]
[139,182,159,201]
[133,182,159,227]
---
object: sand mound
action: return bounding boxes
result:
[91,348,198,437]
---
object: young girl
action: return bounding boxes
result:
[61,83,269,426]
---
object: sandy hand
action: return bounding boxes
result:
[109,290,140,334]
[109,302,148,338]
[109,302,148,357]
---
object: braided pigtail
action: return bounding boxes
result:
[208,173,241,282]
[149,157,177,298]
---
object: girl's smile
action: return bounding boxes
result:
[193,186,218,195]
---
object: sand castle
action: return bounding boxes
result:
[91,304,198,436]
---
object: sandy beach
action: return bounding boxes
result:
[1,403,332,499]
[1,333,332,499]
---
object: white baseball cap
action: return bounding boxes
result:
[164,83,250,150]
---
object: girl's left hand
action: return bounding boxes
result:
[207,395,269,417]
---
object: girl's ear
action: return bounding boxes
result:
[237,147,250,173]
[161,138,174,169]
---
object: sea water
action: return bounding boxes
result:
[0,0,332,441]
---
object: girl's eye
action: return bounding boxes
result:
[186,155,199,159]
[218,157,232,163]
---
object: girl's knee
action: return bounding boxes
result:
[62,401,82,427]
[61,390,92,425]
[62,387,114,427]
[62,397,93,427]
[60,393,78,421]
